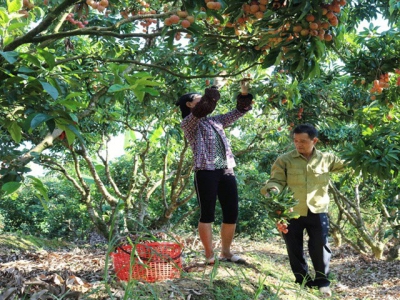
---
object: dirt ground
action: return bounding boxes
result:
[0,236,399,299]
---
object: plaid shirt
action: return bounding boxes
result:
[181,109,245,170]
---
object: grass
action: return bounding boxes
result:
[99,237,328,300]
[0,232,70,252]
[99,259,324,300]
[0,233,332,299]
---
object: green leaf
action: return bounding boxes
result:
[81,174,95,184]
[66,124,85,146]
[132,88,145,101]
[0,51,18,63]
[31,113,53,130]
[1,181,22,195]
[142,87,160,96]
[0,8,10,26]
[56,98,83,110]
[18,66,35,73]
[262,48,280,68]
[129,72,153,79]
[7,0,22,13]
[7,21,26,32]
[94,163,105,173]
[61,125,75,146]
[8,121,22,143]
[28,175,50,211]
[40,81,59,100]
[136,78,162,87]
[286,212,301,219]
[68,113,79,124]
[314,40,325,59]
[27,175,49,199]
[108,84,130,93]
[149,126,163,143]
[38,49,56,70]
[19,53,41,67]
[124,130,136,149]
[308,60,320,78]
[65,92,84,100]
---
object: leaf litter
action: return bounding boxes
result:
[0,237,399,299]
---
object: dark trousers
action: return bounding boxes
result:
[194,169,238,224]
[282,210,331,288]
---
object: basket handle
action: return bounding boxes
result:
[116,245,182,261]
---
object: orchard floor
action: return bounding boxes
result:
[0,234,399,299]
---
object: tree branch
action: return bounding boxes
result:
[79,142,118,205]
[97,134,125,199]
[4,0,81,51]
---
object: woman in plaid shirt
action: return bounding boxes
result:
[176,84,253,264]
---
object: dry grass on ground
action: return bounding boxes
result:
[0,234,399,299]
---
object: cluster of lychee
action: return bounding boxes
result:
[286,0,346,41]
[65,0,109,28]
[242,0,269,21]
[205,0,222,10]
[65,13,89,28]
[296,0,346,39]
[18,0,35,17]
[164,11,195,29]
[370,73,390,96]
[120,0,157,19]
[22,0,35,9]
[119,8,159,33]
[249,0,346,54]
[86,0,109,13]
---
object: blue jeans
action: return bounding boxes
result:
[282,210,331,288]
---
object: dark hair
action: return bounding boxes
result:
[292,124,318,139]
[175,92,201,119]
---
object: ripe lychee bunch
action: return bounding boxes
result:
[205,0,222,11]
[86,0,109,13]
[242,0,268,21]
[369,73,390,95]
[22,0,34,9]
[65,0,110,28]
[66,13,89,28]
[247,0,347,55]
[164,11,195,29]
[19,0,34,17]
[290,0,347,41]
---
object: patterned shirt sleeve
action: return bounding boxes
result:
[210,109,246,128]
[180,109,247,170]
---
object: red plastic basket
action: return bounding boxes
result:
[111,242,182,282]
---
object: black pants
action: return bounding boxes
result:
[194,169,238,224]
[282,210,331,288]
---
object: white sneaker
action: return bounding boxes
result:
[319,286,332,297]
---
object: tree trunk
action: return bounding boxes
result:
[331,227,342,247]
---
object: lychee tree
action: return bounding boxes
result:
[0,0,399,244]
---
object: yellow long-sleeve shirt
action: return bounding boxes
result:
[261,148,345,216]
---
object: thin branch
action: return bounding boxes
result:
[79,141,118,205]
[40,156,85,196]
[4,0,81,51]
[161,135,169,209]
[97,134,125,199]
[10,128,64,171]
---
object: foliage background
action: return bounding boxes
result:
[0,0,399,259]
